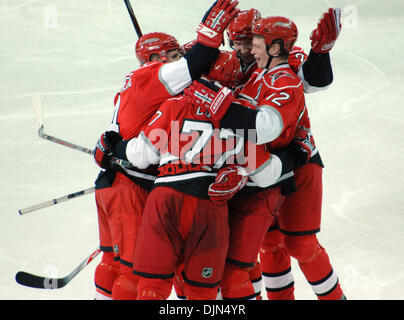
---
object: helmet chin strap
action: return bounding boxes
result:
[265,49,280,70]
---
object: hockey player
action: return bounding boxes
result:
[189,10,345,300]
[226,8,343,299]
[184,15,307,300]
[258,8,346,300]
[92,0,240,300]
[98,50,308,300]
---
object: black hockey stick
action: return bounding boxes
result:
[15,247,101,289]
[123,0,143,38]
[18,186,95,215]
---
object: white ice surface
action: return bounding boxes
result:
[1,0,404,300]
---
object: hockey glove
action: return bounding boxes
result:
[197,0,240,48]
[292,126,316,168]
[184,77,235,122]
[93,131,123,169]
[208,165,248,205]
[310,8,342,54]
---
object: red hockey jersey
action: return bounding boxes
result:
[124,95,283,198]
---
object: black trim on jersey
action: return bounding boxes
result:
[184,43,220,80]
[309,151,324,168]
[272,145,302,175]
[94,169,117,190]
[220,103,257,142]
[153,175,216,199]
[100,246,114,253]
[94,163,157,192]
[132,269,174,280]
[302,50,333,88]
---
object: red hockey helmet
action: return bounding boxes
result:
[208,51,241,88]
[135,32,180,65]
[252,16,298,52]
[227,9,261,41]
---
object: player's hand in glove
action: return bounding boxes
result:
[184,77,235,122]
[310,8,342,54]
[208,165,248,205]
[197,0,240,48]
[93,131,123,169]
[291,126,316,168]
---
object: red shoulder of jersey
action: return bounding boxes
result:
[262,65,303,91]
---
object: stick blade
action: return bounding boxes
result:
[15,271,64,289]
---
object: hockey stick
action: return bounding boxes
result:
[15,247,101,289]
[123,0,143,38]
[18,186,95,216]
[33,94,134,169]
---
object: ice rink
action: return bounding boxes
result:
[1,0,404,300]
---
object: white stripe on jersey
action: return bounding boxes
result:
[255,105,284,145]
[159,57,192,96]
[122,168,156,181]
[249,154,282,188]
[246,171,294,187]
[155,171,217,184]
[126,132,160,169]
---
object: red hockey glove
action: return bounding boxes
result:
[184,77,235,122]
[208,165,248,205]
[197,0,240,48]
[310,8,342,54]
[93,131,123,169]
[180,39,197,55]
[292,126,316,167]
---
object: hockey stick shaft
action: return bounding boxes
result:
[37,125,133,168]
[18,186,95,215]
[15,247,101,289]
[123,0,142,38]
[33,95,134,169]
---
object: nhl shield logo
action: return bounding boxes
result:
[202,267,213,279]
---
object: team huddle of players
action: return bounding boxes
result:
[92,0,345,300]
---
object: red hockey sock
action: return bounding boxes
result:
[220,264,256,300]
[137,278,173,300]
[112,265,139,300]
[94,252,119,300]
[248,262,262,300]
[285,235,345,300]
[260,230,294,300]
